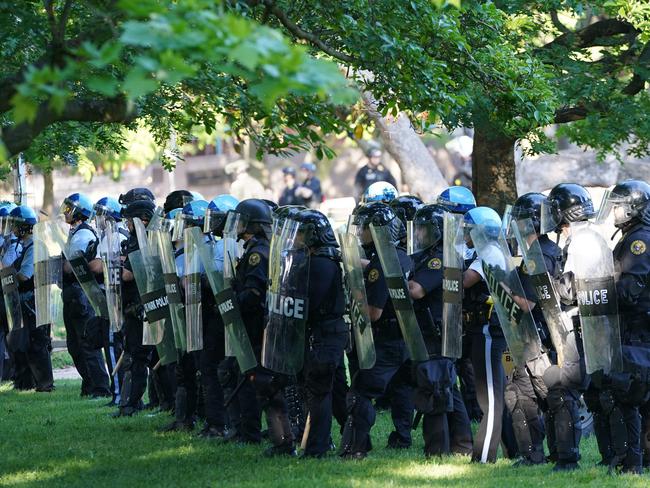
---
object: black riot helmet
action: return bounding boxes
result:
[122,199,156,222]
[119,187,155,206]
[389,195,423,226]
[293,209,339,249]
[541,183,594,233]
[354,202,406,246]
[163,189,193,214]
[598,180,650,229]
[228,198,273,239]
[412,204,445,252]
[511,192,547,233]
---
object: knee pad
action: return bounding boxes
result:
[504,385,518,413]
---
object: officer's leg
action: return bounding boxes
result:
[154,362,176,412]
[0,329,5,381]
[598,388,632,471]
[387,346,414,449]
[116,315,149,415]
[471,328,506,464]
[236,370,262,443]
[505,366,545,465]
[253,368,291,453]
[331,356,349,431]
[27,323,54,392]
[218,356,240,434]
[640,401,650,468]
[199,317,227,437]
[413,359,452,457]
[147,351,160,409]
[302,330,346,457]
[76,291,110,396]
[340,340,393,459]
[448,384,473,455]
[103,327,122,404]
[458,333,482,422]
[160,351,195,431]
[63,292,92,394]
[583,383,610,465]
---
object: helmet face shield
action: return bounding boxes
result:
[596,188,635,226]
[171,212,186,242]
[59,200,75,220]
[204,208,226,234]
[540,199,561,234]
[412,220,441,254]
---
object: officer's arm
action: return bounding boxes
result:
[408,280,426,300]
[88,258,103,275]
[512,294,535,312]
[368,305,383,322]
[463,269,482,288]
[63,260,73,274]
[617,273,645,305]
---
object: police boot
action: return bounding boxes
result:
[264,400,296,457]
[592,413,613,466]
[113,370,137,417]
[339,394,373,460]
[30,352,54,392]
[159,387,195,432]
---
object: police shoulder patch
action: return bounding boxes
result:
[427,258,442,270]
[248,253,261,266]
[368,268,380,283]
[631,240,646,256]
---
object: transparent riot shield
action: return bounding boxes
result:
[155,229,187,352]
[406,220,415,255]
[184,227,203,352]
[339,230,376,369]
[100,221,123,333]
[130,218,176,365]
[470,225,543,366]
[568,222,623,374]
[441,212,463,359]
[262,219,309,375]
[1,266,22,331]
[50,219,108,319]
[33,221,62,327]
[510,217,577,367]
[190,226,257,372]
[370,223,429,362]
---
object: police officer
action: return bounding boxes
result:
[436,186,482,423]
[543,183,595,471]
[507,193,585,470]
[408,203,473,457]
[462,206,509,464]
[7,206,54,392]
[340,203,414,459]
[219,199,271,444]
[354,148,397,199]
[300,163,322,208]
[89,196,129,406]
[279,167,314,207]
[290,209,349,458]
[60,193,110,398]
[595,180,650,473]
[113,197,157,417]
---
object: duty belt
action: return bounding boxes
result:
[372,318,403,341]
[462,309,490,326]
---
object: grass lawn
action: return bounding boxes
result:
[1,379,649,487]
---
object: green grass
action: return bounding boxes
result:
[50,351,74,370]
[1,380,649,487]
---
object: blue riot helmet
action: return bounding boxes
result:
[0,202,18,237]
[94,196,122,231]
[463,206,501,248]
[300,162,317,173]
[437,186,477,214]
[204,194,240,235]
[173,199,209,241]
[10,205,38,237]
[60,192,94,223]
[190,190,205,201]
[363,181,398,204]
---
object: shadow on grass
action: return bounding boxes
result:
[1,380,649,487]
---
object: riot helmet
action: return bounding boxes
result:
[173,200,209,241]
[363,181,398,204]
[118,187,155,206]
[225,198,273,241]
[541,183,594,234]
[60,192,94,223]
[10,205,38,237]
[463,206,501,248]
[412,204,445,253]
[94,196,122,231]
[597,180,650,230]
[390,195,423,225]
[437,186,476,214]
[204,194,239,236]
[122,199,156,223]
[163,189,193,214]
[510,192,546,234]
[0,202,18,236]
[353,202,405,248]
[292,209,339,250]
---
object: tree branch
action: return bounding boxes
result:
[540,19,638,52]
[623,41,650,96]
[43,0,57,40]
[259,0,356,64]
[57,0,74,44]
[554,106,588,124]
[2,97,136,157]
[549,10,570,34]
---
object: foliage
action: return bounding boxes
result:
[3,380,649,488]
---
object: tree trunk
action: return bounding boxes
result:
[362,92,448,201]
[42,170,54,215]
[471,123,517,215]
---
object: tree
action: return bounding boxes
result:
[0,0,356,170]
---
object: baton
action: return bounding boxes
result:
[112,351,125,377]
[224,375,248,408]
[152,359,162,371]
[412,411,423,431]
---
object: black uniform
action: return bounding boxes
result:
[303,177,322,208]
[354,165,397,196]
[221,236,268,443]
[62,222,110,397]
[301,252,349,456]
[585,223,650,472]
[118,233,153,413]
[341,247,414,456]
[411,245,472,456]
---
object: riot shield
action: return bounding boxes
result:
[470,225,543,366]
[1,266,22,331]
[406,220,415,255]
[369,223,429,362]
[33,222,62,327]
[130,218,176,365]
[184,227,203,352]
[155,229,187,352]
[50,219,108,319]
[510,217,577,367]
[262,219,310,375]
[100,220,123,333]
[191,226,258,372]
[441,212,463,359]
[568,222,623,374]
[339,230,376,369]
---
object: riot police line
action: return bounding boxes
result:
[2,179,650,474]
